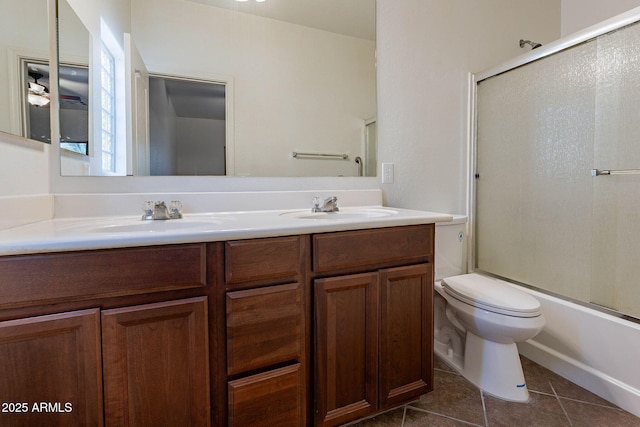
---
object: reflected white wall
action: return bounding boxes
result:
[132,0,376,178]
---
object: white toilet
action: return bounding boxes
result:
[434,220,545,402]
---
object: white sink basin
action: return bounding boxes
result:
[70,215,229,234]
[90,220,220,233]
[280,207,398,220]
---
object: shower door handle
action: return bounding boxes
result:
[591,168,640,176]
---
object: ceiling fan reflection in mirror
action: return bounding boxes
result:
[27,71,50,107]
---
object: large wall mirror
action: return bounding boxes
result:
[0,0,51,143]
[57,0,377,178]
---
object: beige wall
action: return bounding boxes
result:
[562,0,640,36]
[0,135,50,196]
[376,0,561,214]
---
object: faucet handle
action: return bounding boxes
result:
[312,196,321,212]
[142,200,154,220]
[169,200,183,219]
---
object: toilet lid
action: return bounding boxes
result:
[441,274,541,317]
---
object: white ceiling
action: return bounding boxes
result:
[185,0,376,41]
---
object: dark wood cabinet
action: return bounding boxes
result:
[228,364,304,427]
[223,236,308,427]
[0,223,435,426]
[0,309,103,427]
[313,225,435,427]
[102,297,210,426]
[0,297,210,427]
[314,273,379,426]
[379,264,433,409]
[0,244,216,427]
[226,283,303,376]
[0,244,207,310]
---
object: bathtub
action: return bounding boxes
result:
[511,283,640,418]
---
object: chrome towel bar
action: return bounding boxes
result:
[292,152,348,160]
[591,168,640,176]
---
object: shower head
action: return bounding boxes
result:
[519,39,542,49]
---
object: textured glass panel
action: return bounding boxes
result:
[102,111,111,132]
[591,21,640,318]
[476,19,640,319]
[102,134,112,152]
[102,152,112,171]
[476,41,597,302]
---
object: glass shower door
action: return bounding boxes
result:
[475,40,597,303]
[475,18,640,320]
[590,22,640,317]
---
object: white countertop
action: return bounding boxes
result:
[0,206,453,256]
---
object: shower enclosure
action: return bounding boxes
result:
[473,12,640,321]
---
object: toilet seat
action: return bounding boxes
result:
[442,274,541,318]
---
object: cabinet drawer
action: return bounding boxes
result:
[228,364,303,427]
[0,244,207,309]
[312,225,433,273]
[225,236,301,284]
[226,283,303,375]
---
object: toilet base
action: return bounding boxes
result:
[434,332,464,372]
[462,332,530,402]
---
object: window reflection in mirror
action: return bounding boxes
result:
[58,0,376,177]
[0,0,49,141]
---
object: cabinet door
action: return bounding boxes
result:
[314,273,378,427]
[379,264,433,409]
[0,309,103,427]
[228,364,303,427]
[102,297,210,427]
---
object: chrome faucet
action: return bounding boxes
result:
[142,200,183,220]
[312,196,339,213]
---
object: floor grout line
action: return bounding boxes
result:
[405,405,485,426]
[529,389,557,398]
[480,389,489,427]
[549,381,573,426]
[556,394,624,411]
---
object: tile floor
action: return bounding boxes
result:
[347,355,640,427]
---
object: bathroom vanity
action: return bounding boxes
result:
[0,200,450,426]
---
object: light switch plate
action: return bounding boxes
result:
[381,163,394,184]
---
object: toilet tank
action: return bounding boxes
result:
[435,215,468,281]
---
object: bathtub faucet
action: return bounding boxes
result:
[142,200,183,220]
